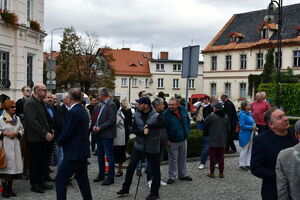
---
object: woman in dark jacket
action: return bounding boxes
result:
[120,100,132,146]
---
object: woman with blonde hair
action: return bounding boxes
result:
[0,100,23,198]
[120,99,132,146]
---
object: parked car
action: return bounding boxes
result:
[189,93,208,116]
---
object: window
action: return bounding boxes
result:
[188,79,195,89]
[145,78,149,88]
[225,83,231,98]
[121,78,127,86]
[173,79,179,88]
[240,83,247,98]
[225,55,232,70]
[27,55,33,87]
[27,0,33,21]
[262,29,269,39]
[230,36,237,42]
[173,64,182,71]
[210,83,216,96]
[0,0,8,10]
[156,63,164,71]
[211,56,217,70]
[158,78,164,88]
[132,78,137,87]
[275,52,282,68]
[256,53,264,69]
[294,51,300,67]
[240,54,247,69]
[0,51,10,88]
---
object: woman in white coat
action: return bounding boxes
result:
[0,100,23,198]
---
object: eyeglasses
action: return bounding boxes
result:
[25,89,32,92]
[10,106,16,109]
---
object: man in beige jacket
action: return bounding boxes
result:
[276,119,300,200]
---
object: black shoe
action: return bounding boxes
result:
[45,176,55,182]
[31,185,44,193]
[179,176,192,181]
[146,193,160,200]
[239,166,248,171]
[101,178,114,186]
[116,188,129,196]
[167,179,175,184]
[245,166,251,170]
[40,182,53,190]
[93,176,105,182]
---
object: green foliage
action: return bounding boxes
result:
[271,67,299,83]
[190,123,197,130]
[262,48,274,83]
[0,10,18,29]
[248,74,262,97]
[258,83,300,116]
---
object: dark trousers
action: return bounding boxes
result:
[123,148,161,196]
[28,142,48,186]
[209,147,225,174]
[146,146,165,182]
[44,141,54,177]
[55,159,92,200]
[91,133,96,152]
[257,124,268,135]
[226,122,237,152]
[96,137,115,179]
[261,181,277,200]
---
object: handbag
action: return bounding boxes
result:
[0,139,7,168]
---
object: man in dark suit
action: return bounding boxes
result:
[23,83,54,193]
[92,87,117,185]
[55,88,92,200]
[221,94,238,154]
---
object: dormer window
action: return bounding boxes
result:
[227,32,244,43]
[258,22,277,39]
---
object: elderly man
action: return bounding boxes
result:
[251,92,270,135]
[251,107,298,200]
[92,88,117,186]
[276,120,300,200]
[163,97,192,185]
[23,84,54,193]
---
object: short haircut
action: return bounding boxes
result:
[69,88,82,101]
[33,85,39,93]
[263,107,279,124]
[98,87,109,97]
[261,92,266,97]
[152,97,163,108]
[62,92,70,101]
[221,94,228,99]
[158,91,165,98]
[240,101,249,110]
[295,120,300,133]
[22,86,30,92]
[169,97,177,102]
[138,91,146,98]
[203,95,210,100]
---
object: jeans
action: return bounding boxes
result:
[122,148,161,196]
[96,138,115,179]
[200,136,209,165]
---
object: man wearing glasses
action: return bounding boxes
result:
[23,83,54,193]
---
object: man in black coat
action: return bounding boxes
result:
[92,87,117,185]
[251,107,298,200]
[55,88,92,200]
[221,94,237,153]
[23,83,54,193]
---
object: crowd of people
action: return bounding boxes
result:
[0,85,299,200]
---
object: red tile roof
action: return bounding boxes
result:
[101,48,152,76]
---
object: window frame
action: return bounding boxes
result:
[240,54,247,69]
[173,79,179,88]
[158,78,164,88]
[210,83,216,96]
[121,78,127,86]
[293,51,300,67]
[211,56,217,70]
[224,82,231,98]
[275,52,282,68]
[256,53,264,69]
[0,0,9,10]
[156,63,165,71]
[188,79,195,89]
[0,50,10,88]
[132,78,137,87]
[225,55,232,70]
[27,55,33,86]
[239,83,247,98]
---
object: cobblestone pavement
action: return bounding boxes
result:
[12,151,261,200]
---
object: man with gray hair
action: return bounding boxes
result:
[92,87,117,185]
[251,92,270,135]
[276,120,300,200]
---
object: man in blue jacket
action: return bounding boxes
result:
[163,97,192,184]
[55,88,92,200]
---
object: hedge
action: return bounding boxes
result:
[127,129,204,160]
[258,83,300,116]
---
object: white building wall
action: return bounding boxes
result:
[0,0,45,100]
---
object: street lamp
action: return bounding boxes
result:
[50,27,65,59]
[265,0,283,108]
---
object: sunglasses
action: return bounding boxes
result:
[10,106,16,109]
[25,89,32,92]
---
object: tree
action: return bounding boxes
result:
[261,48,274,83]
[56,27,115,95]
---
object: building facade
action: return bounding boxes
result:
[149,52,204,99]
[0,0,46,100]
[202,4,300,103]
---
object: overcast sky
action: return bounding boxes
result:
[44,0,299,60]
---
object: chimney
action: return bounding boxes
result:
[122,48,130,51]
[160,52,168,60]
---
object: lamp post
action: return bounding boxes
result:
[50,27,65,59]
[265,0,283,108]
